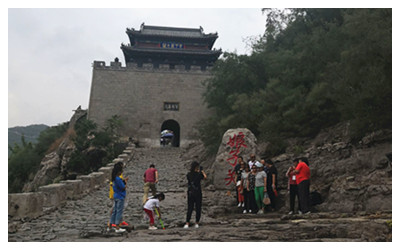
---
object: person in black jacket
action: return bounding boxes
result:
[183,161,207,229]
[265,159,278,211]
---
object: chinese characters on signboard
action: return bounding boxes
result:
[164,102,179,111]
[160,42,184,49]
[224,132,247,185]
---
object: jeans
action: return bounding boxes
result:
[110,198,125,225]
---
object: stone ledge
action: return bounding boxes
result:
[8,192,44,220]
[8,144,136,220]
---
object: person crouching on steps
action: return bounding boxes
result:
[108,163,127,233]
[143,193,165,230]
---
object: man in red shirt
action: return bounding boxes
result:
[142,164,159,204]
[294,157,311,214]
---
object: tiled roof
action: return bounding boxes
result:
[127,24,218,39]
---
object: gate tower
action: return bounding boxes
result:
[88,23,222,147]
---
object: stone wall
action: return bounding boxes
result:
[88,61,213,148]
[8,146,136,220]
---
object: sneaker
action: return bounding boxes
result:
[288,211,294,215]
[115,228,126,233]
[249,210,252,213]
[298,211,303,215]
[241,203,245,207]
[237,203,241,207]
[243,210,247,214]
[305,211,311,214]
[195,224,199,229]
[149,226,157,230]
[120,221,129,226]
[106,227,115,232]
[183,224,189,229]
[257,210,264,214]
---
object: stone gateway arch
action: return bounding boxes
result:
[88,24,222,147]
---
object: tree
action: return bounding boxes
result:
[200,8,391,156]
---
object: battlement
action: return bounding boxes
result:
[92,60,212,73]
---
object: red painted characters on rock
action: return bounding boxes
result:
[225,132,247,185]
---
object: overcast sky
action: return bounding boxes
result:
[7,1,397,129]
[7,8,267,128]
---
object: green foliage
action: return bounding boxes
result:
[8,115,125,193]
[8,123,68,193]
[65,116,124,175]
[35,122,69,155]
[200,8,391,157]
[8,124,48,155]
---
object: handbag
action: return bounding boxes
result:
[263,192,271,205]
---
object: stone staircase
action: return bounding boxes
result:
[8,147,190,241]
[8,147,392,242]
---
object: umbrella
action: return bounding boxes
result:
[161,133,174,138]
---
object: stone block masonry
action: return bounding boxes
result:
[8,145,136,220]
[88,62,213,148]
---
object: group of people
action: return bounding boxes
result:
[107,160,207,233]
[233,154,311,215]
[107,153,311,233]
[233,154,278,214]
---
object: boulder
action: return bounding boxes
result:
[22,152,61,192]
[211,128,257,190]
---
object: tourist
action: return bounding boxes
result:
[294,157,311,214]
[254,161,267,214]
[286,159,301,215]
[265,159,278,211]
[241,163,251,213]
[143,192,165,230]
[184,161,207,229]
[234,156,244,207]
[248,153,256,170]
[108,163,127,233]
[108,162,129,229]
[142,164,159,205]
[247,164,258,213]
[235,159,245,207]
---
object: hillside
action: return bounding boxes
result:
[8,124,49,154]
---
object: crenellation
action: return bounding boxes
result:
[96,60,212,73]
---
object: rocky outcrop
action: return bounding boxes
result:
[22,108,86,192]
[208,123,391,214]
[210,128,257,190]
[264,123,392,213]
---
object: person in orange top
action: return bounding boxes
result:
[293,157,311,214]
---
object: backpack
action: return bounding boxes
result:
[109,173,124,199]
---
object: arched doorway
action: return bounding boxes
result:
[160,119,180,147]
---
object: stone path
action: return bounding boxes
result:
[8,147,392,242]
